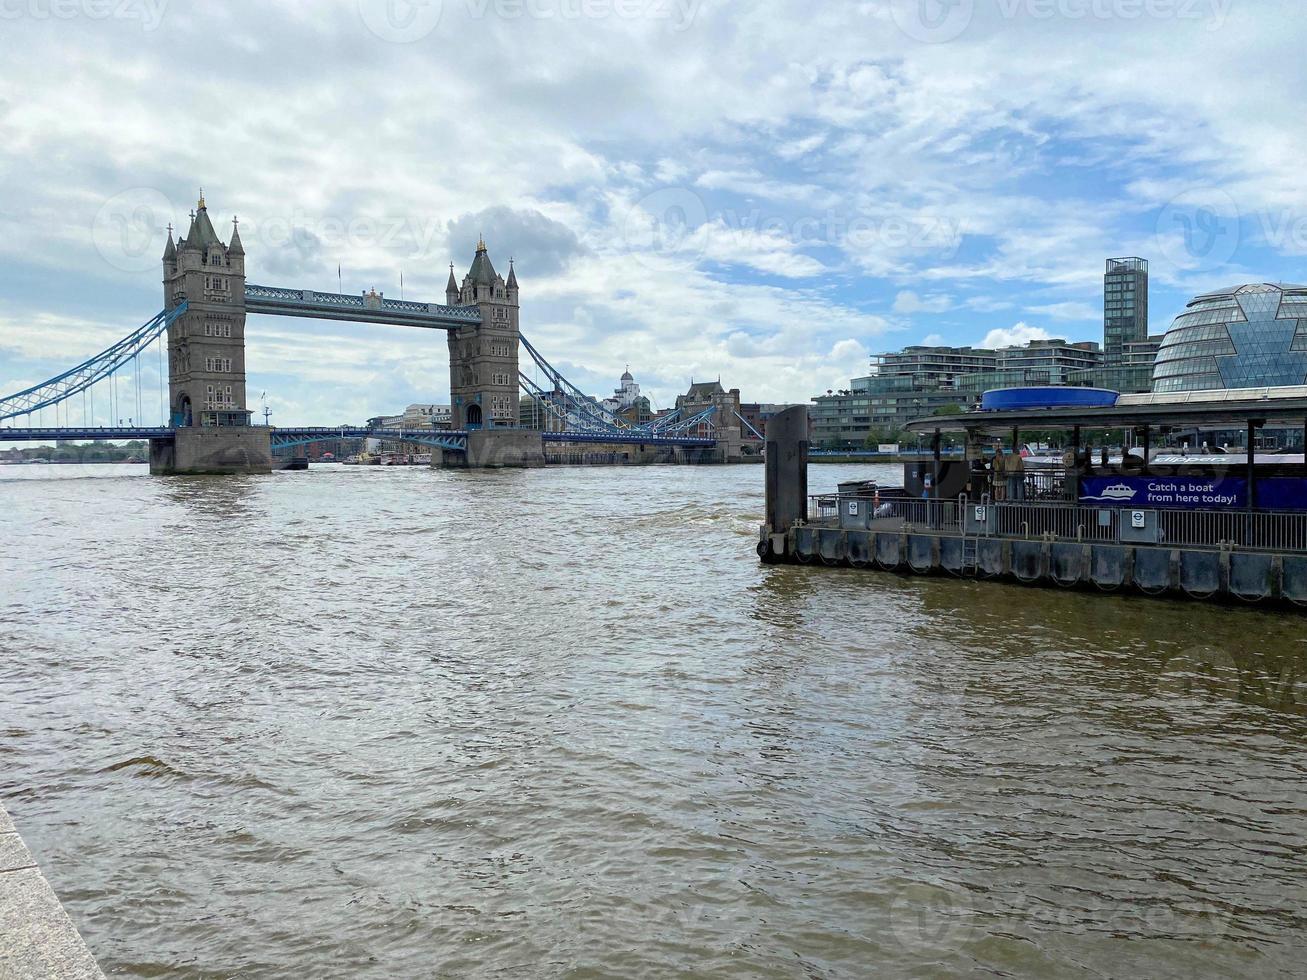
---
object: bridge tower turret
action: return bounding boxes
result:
[445,263,459,306]
[153,191,270,474]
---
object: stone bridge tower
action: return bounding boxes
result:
[445,238,520,430]
[443,239,542,466]
[154,192,271,474]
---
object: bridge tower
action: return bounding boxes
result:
[153,192,271,474]
[443,239,542,466]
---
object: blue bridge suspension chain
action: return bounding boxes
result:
[0,303,186,423]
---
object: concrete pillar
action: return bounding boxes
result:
[443,428,544,468]
[149,426,272,475]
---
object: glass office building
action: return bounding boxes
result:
[1152,282,1307,393]
[1104,257,1149,363]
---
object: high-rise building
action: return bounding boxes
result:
[1103,257,1149,364]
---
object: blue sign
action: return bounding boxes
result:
[1079,476,1246,509]
[1254,478,1307,511]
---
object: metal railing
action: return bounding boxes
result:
[810,494,960,531]
[974,467,1072,502]
[809,493,1307,553]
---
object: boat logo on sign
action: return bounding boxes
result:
[1085,482,1137,502]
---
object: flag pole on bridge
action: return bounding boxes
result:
[337,263,342,293]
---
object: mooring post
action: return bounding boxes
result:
[761,405,809,561]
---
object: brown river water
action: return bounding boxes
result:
[1,461,1304,978]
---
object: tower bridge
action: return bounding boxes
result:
[0,193,732,474]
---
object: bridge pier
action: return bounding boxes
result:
[436,428,544,468]
[149,427,273,475]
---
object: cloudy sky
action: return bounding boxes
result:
[2,0,1305,425]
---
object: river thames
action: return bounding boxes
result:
[1,462,1304,978]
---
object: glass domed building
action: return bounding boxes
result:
[1152,282,1307,393]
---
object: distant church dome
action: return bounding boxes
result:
[621,370,634,382]
[1152,282,1307,393]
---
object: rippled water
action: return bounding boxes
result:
[2,461,1305,978]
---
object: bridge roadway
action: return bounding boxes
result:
[243,284,480,330]
[1,426,716,449]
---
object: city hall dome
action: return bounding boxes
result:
[1152,282,1307,393]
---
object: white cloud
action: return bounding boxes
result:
[892,290,952,314]
[983,322,1053,349]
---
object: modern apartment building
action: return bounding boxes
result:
[956,340,1104,394]
[1104,256,1149,364]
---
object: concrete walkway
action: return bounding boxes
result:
[0,802,104,979]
